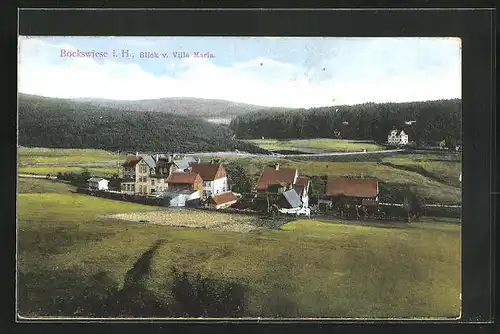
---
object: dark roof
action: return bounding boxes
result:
[122,155,141,167]
[141,155,157,169]
[210,192,238,206]
[174,158,194,171]
[326,176,378,198]
[256,166,297,190]
[293,184,305,196]
[295,176,309,187]
[166,172,200,184]
[281,189,302,208]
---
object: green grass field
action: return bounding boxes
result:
[245,139,385,153]
[18,166,120,178]
[18,147,126,164]
[18,178,461,318]
[381,154,462,188]
[18,178,76,194]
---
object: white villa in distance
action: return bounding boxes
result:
[387,129,409,146]
[87,177,109,191]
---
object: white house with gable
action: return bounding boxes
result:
[188,161,228,198]
[388,129,409,146]
[87,177,109,191]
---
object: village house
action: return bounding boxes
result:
[387,129,409,146]
[208,191,239,209]
[120,152,196,195]
[161,189,201,207]
[320,176,379,216]
[165,171,204,199]
[188,161,228,197]
[254,164,311,212]
[87,177,109,191]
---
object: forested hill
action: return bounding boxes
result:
[69,96,288,118]
[18,94,268,153]
[230,99,462,145]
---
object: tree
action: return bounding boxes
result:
[225,161,254,194]
[403,189,422,223]
[445,136,457,151]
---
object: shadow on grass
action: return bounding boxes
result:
[18,238,246,318]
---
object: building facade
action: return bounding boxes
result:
[188,162,228,198]
[120,153,197,195]
[388,129,409,146]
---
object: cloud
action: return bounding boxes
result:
[18,37,461,108]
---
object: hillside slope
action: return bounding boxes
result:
[18,94,268,153]
[69,96,288,118]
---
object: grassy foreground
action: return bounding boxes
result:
[17,179,461,318]
[245,138,385,153]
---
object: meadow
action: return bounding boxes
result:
[18,146,126,164]
[18,166,120,178]
[381,154,462,188]
[17,178,461,318]
[244,138,386,153]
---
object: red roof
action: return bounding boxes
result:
[189,163,225,181]
[210,192,238,206]
[256,166,297,190]
[166,172,200,184]
[326,176,378,198]
[122,155,141,167]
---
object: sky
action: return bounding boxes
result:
[18,36,461,108]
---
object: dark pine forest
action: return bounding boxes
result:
[229,99,462,146]
[18,94,267,154]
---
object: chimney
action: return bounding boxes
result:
[275,163,280,171]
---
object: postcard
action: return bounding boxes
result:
[17,36,462,320]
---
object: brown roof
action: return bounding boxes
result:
[326,176,378,198]
[210,192,238,206]
[189,163,224,181]
[166,172,200,184]
[296,176,309,186]
[256,166,297,190]
[122,155,141,167]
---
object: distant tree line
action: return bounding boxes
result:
[230,99,461,145]
[18,95,268,154]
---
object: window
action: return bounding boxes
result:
[151,179,155,186]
